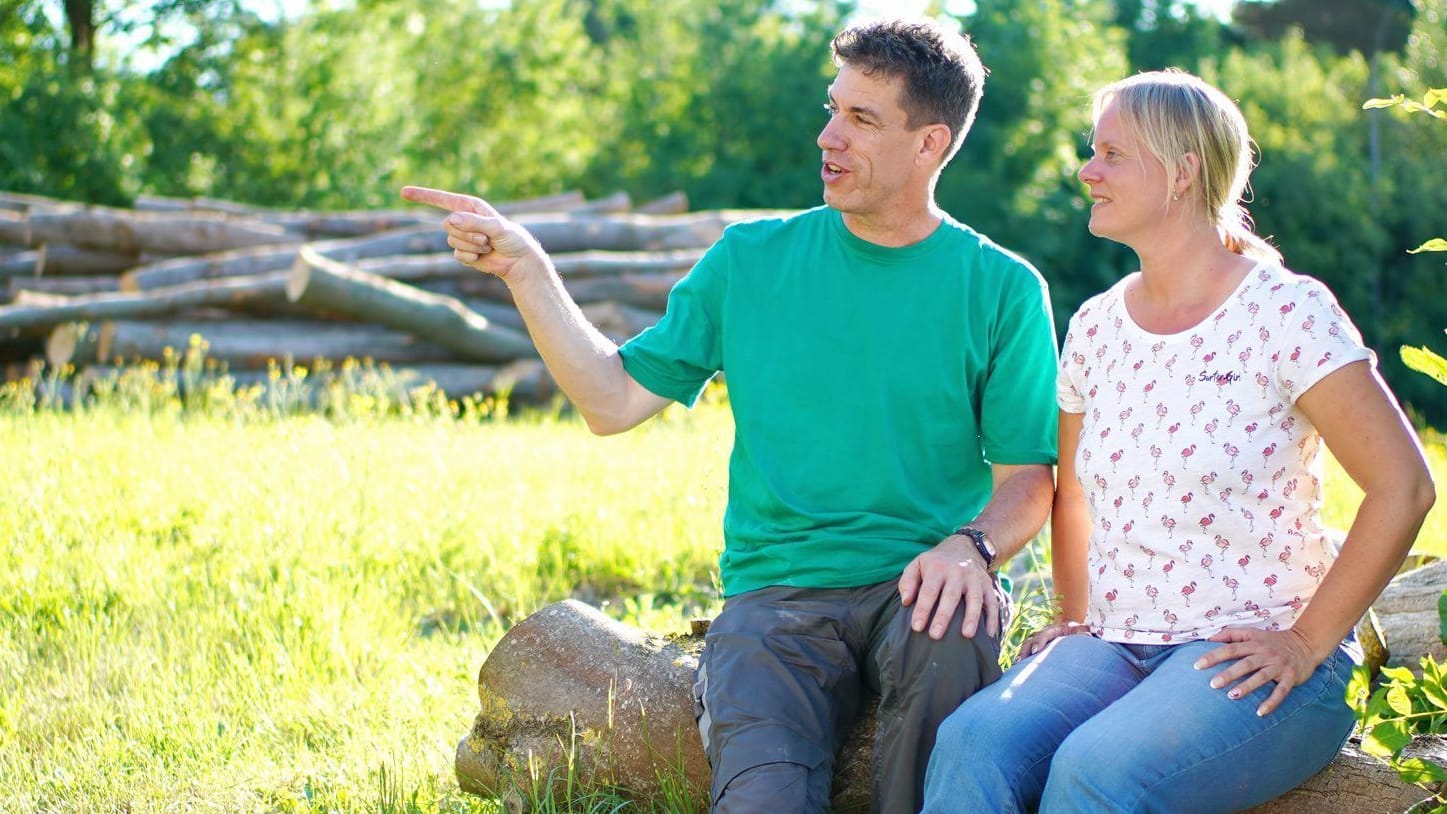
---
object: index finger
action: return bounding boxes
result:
[400,186,499,217]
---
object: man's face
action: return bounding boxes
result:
[817,64,930,219]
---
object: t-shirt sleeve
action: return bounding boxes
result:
[1274,277,1374,404]
[617,238,727,407]
[1057,308,1087,414]
[980,262,1060,465]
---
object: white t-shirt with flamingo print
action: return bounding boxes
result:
[1058,262,1373,644]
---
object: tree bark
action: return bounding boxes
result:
[286,246,535,363]
[0,273,290,332]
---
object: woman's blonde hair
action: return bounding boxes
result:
[1092,69,1282,264]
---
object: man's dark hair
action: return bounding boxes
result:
[831,19,987,163]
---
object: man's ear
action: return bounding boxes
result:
[919,123,953,165]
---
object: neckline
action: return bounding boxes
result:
[1115,261,1267,340]
[828,208,949,264]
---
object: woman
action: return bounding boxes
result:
[920,70,1436,813]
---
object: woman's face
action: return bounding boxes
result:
[1078,100,1175,246]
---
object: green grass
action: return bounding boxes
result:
[0,362,1442,813]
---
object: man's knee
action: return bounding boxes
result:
[877,600,1003,694]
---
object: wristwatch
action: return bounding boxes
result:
[954,526,997,570]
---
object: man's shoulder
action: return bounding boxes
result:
[941,218,1045,282]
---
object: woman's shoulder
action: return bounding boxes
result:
[1069,274,1134,327]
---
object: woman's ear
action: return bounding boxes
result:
[1175,151,1202,198]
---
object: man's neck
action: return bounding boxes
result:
[841,204,943,248]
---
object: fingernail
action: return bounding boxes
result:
[1228,689,1240,699]
[1256,707,1267,717]
[447,214,462,225]
[1193,659,1205,669]
[1209,678,1222,689]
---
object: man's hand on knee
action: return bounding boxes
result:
[898,536,999,640]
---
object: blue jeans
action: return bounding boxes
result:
[921,634,1357,813]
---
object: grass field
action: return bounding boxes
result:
[1,370,1443,813]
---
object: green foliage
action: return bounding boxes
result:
[1364,85,1447,405]
[1349,618,1447,809]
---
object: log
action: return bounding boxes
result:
[47,319,453,369]
[26,206,302,254]
[120,226,448,291]
[0,273,290,332]
[0,211,30,246]
[457,600,1445,813]
[637,192,690,215]
[8,275,121,297]
[578,301,663,343]
[1240,736,1447,814]
[0,191,80,213]
[1373,559,1447,670]
[120,210,780,292]
[286,246,536,363]
[0,245,143,277]
[512,209,792,254]
[353,248,705,282]
[452,269,684,311]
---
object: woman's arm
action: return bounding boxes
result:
[1052,409,1093,623]
[1022,409,1094,656]
[1197,360,1435,715]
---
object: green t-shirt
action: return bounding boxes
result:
[619,207,1058,596]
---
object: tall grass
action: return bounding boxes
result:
[0,362,1441,813]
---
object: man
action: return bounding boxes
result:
[403,18,1057,814]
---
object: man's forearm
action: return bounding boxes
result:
[966,464,1055,565]
[506,260,667,434]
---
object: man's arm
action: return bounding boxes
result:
[898,462,1055,640]
[400,186,670,434]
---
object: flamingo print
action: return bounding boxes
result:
[1180,581,1197,606]
[1222,575,1240,600]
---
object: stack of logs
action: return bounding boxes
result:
[0,190,788,401]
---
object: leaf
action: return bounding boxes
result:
[1364,718,1413,758]
[1384,666,1419,683]
[1364,95,1406,109]
[1388,683,1416,717]
[1409,238,1447,253]
[1440,589,1446,647]
[1391,757,1447,785]
[1347,665,1374,709]
[1423,680,1447,713]
[1402,346,1447,388]
[1427,88,1447,108]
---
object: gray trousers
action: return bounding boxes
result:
[693,579,1006,814]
